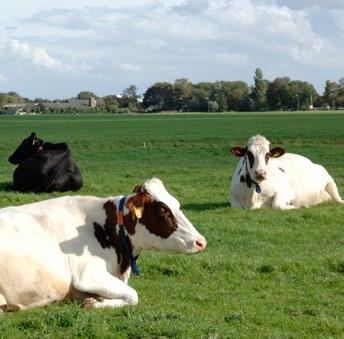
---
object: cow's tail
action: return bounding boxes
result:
[325,179,344,204]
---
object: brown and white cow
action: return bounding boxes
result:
[0,178,206,312]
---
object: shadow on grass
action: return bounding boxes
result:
[0,182,13,192]
[183,201,230,211]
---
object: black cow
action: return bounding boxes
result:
[8,132,83,193]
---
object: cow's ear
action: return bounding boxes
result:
[133,184,143,193]
[29,132,37,145]
[230,146,247,157]
[126,192,152,219]
[270,147,285,158]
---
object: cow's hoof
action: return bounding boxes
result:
[0,304,20,312]
[81,298,98,308]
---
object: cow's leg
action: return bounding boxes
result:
[230,200,241,208]
[73,269,138,308]
[272,195,296,210]
[325,180,344,204]
[82,297,135,309]
[0,294,21,314]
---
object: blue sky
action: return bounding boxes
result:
[0,0,343,99]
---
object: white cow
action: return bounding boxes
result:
[0,178,206,312]
[230,135,343,209]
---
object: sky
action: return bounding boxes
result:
[0,0,343,99]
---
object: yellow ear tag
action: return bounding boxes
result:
[134,207,142,219]
[274,152,280,157]
[32,140,35,146]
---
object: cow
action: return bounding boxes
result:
[8,132,83,192]
[230,135,344,209]
[0,178,206,312]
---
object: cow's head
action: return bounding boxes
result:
[230,135,285,182]
[8,132,45,164]
[126,178,206,254]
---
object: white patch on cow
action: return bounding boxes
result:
[143,177,180,210]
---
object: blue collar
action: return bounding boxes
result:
[117,196,140,276]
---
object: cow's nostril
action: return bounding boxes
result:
[255,170,266,177]
[194,237,207,251]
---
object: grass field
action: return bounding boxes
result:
[0,111,344,338]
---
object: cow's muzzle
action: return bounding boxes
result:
[255,170,267,181]
[193,236,207,252]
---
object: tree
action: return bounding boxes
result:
[339,77,344,88]
[191,82,213,112]
[323,80,339,109]
[288,80,318,110]
[76,91,97,99]
[251,68,268,111]
[338,78,344,107]
[103,95,119,113]
[173,78,193,111]
[266,77,291,110]
[142,82,174,111]
[267,77,318,110]
[221,81,250,111]
[5,91,24,104]
[210,81,227,112]
[121,85,140,111]
[0,93,5,109]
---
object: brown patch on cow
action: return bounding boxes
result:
[93,200,136,275]
[140,201,178,238]
[246,150,254,168]
[265,152,271,164]
[127,190,177,238]
[0,304,20,312]
[240,174,253,189]
[269,147,286,158]
[230,146,247,157]
[245,173,253,188]
[133,184,143,193]
[126,191,152,232]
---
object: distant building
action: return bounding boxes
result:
[39,96,102,112]
[1,104,26,115]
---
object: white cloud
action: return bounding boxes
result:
[215,52,250,66]
[136,39,166,50]
[275,0,344,10]
[120,63,142,72]
[8,39,92,73]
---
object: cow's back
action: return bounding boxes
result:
[276,153,332,206]
[13,149,83,193]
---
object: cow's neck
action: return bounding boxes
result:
[93,198,141,276]
[117,197,140,276]
[239,158,262,194]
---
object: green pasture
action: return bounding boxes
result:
[0,112,344,338]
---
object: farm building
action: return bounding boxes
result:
[0,104,27,115]
[39,97,103,112]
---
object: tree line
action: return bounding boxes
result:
[142,69,344,112]
[1,69,344,113]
